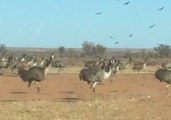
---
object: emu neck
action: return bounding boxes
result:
[103,67,112,80]
[44,56,53,76]
[143,62,147,70]
[44,66,50,77]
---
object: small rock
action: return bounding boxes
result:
[147,96,151,99]
[88,103,92,107]
[130,97,135,101]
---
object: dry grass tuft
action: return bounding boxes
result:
[0,98,171,120]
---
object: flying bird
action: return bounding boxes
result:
[115,42,119,44]
[124,1,130,5]
[149,24,156,29]
[129,34,133,37]
[108,36,115,39]
[158,6,164,10]
[96,12,102,15]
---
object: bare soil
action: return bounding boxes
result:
[0,71,171,120]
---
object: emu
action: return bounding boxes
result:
[0,53,14,75]
[11,54,28,74]
[132,58,147,73]
[84,57,104,68]
[155,68,171,95]
[51,60,65,74]
[18,54,55,92]
[161,62,171,70]
[79,59,119,99]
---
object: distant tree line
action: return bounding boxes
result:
[123,44,171,59]
[81,41,106,57]
[1,42,171,59]
[0,44,7,54]
[153,44,171,58]
[58,41,106,57]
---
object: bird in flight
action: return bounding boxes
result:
[129,34,133,37]
[115,42,119,44]
[124,1,130,5]
[108,36,115,39]
[149,24,156,29]
[96,12,102,15]
[158,6,164,10]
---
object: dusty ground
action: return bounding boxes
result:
[0,67,171,120]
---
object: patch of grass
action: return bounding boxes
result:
[0,98,171,120]
[0,100,119,120]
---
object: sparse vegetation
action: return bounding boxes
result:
[81,41,106,57]
[0,44,7,54]
[0,98,171,120]
[154,44,171,58]
[0,44,171,120]
[58,46,66,57]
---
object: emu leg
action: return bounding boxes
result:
[166,84,170,95]
[91,82,98,101]
[34,82,40,93]
[28,81,40,93]
[33,84,40,93]
[28,82,31,87]
[57,67,62,74]
[91,88,96,101]
[36,86,40,93]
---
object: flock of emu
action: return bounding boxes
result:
[0,53,64,92]
[0,52,171,97]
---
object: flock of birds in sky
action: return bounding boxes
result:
[95,1,165,45]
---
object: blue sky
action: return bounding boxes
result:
[0,0,170,48]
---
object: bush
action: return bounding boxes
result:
[154,44,171,58]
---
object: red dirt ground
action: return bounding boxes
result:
[1,72,171,119]
[0,72,170,101]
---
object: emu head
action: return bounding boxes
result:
[51,54,55,60]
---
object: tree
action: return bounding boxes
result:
[123,50,132,58]
[154,44,171,58]
[81,41,95,56]
[141,49,147,59]
[95,44,106,56]
[58,46,65,57]
[81,41,106,57]
[68,48,74,58]
[0,44,7,54]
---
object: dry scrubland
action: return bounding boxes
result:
[0,65,171,120]
[1,48,171,120]
[1,98,171,120]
